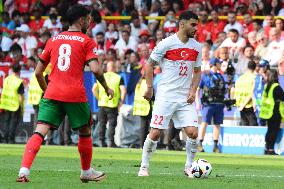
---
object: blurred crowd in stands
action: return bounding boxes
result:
[0,0,284,150]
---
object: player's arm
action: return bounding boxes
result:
[88,59,114,99]
[143,57,158,101]
[187,66,201,104]
[35,60,48,92]
[191,67,202,93]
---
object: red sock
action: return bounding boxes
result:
[78,136,93,170]
[21,133,43,168]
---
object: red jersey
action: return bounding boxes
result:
[196,22,211,43]
[208,21,226,42]
[39,31,97,102]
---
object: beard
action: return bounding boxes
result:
[187,32,195,38]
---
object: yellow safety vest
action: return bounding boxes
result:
[0,74,23,111]
[133,79,151,116]
[28,73,44,105]
[260,83,284,119]
[235,72,255,108]
[98,72,121,108]
[27,65,51,105]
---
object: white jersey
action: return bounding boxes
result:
[150,34,202,102]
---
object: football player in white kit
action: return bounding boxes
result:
[138,11,202,178]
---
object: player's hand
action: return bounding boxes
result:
[187,89,196,104]
[143,87,153,101]
[106,88,114,100]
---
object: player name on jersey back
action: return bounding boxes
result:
[52,34,85,42]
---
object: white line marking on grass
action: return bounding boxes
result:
[225,174,284,178]
[47,170,284,179]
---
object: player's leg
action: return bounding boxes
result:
[64,102,105,182]
[138,100,173,176]
[17,99,64,182]
[183,126,198,177]
[173,102,198,178]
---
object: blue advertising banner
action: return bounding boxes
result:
[202,125,284,155]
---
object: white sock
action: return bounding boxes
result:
[185,138,197,168]
[19,167,30,177]
[141,135,158,168]
[81,168,92,175]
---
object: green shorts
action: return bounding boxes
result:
[37,98,92,130]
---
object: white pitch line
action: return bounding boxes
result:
[45,170,284,179]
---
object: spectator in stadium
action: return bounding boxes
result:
[219,29,246,62]
[0,30,13,53]
[0,63,24,144]
[154,29,165,46]
[16,24,38,58]
[201,44,211,72]
[241,13,254,39]
[95,32,113,53]
[260,69,284,155]
[105,23,119,43]
[216,47,230,74]
[252,19,264,34]
[172,0,184,16]
[90,9,106,38]
[130,13,148,41]
[43,13,62,37]
[264,27,284,69]
[9,44,28,69]
[234,45,255,76]
[93,61,126,148]
[224,12,243,36]
[11,10,22,29]
[15,0,36,14]
[138,43,151,68]
[1,11,15,31]
[234,61,258,126]
[254,32,269,59]
[121,0,138,24]
[263,15,274,37]
[247,31,258,49]
[163,10,178,37]
[196,9,211,43]
[208,10,226,43]
[212,31,227,50]
[275,18,284,40]
[114,30,138,58]
[29,7,45,36]
[16,4,113,182]
[196,58,226,153]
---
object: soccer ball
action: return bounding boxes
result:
[190,159,212,178]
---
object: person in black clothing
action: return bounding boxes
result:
[261,70,284,155]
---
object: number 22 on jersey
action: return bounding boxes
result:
[58,44,71,71]
[179,62,188,77]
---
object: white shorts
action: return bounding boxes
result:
[150,100,198,130]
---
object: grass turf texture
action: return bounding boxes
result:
[0,144,284,189]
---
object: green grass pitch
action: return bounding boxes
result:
[0,144,284,189]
